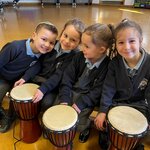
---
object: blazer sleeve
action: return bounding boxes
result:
[99,60,117,113]
[58,54,79,104]
[22,60,41,82]
[0,43,17,68]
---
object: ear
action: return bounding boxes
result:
[140,36,143,43]
[31,32,37,41]
[139,36,143,48]
[100,46,107,54]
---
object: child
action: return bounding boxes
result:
[94,19,150,150]
[0,22,58,132]
[58,23,114,143]
[31,18,85,112]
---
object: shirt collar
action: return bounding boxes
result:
[26,39,41,58]
[54,41,71,56]
[123,49,145,71]
[85,54,106,70]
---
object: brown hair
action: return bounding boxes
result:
[35,21,58,35]
[114,18,143,41]
[60,18,85,41]
[83,23,116,58]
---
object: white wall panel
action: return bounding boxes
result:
[124,0,134,6]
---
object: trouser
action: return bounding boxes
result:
[40,90,58,113]
[0,78,13,106]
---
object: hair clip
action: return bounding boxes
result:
[121,18,128,23]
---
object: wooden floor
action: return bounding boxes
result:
[0,3,150,150]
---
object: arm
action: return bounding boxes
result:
[58,54,80,104]
[99,61,116,113]
[33,52,79,102]
[38,62,68,94]
[32,68,65,103]
[94,61,117,129]
[0,43,17,68]
[21,60,41,82]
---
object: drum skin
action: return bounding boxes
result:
[10,83,42,143]
[107,106,148,150]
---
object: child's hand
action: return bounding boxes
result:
[14,78,25,87]
[32,89,44,103]
[72,103,81,114]
[94,112,106,131]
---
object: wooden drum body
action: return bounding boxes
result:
[10,83,42,143]
[107,106,148,150]
[42,105,78,149]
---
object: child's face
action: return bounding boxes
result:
[116,28,142,61]
[59,25,80,50]
[81,33,106,63]
[31,28,57,54]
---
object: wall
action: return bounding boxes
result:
[1,0,134,5]
[124,0,134,6]
[1,0,40,3]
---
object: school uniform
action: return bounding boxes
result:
[0,39,41,105]
[99,48,150,122]
[58,51,110,131]
[32,41,79,111]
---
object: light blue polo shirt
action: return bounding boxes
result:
[26,38,41,58]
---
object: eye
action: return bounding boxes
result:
[118,41,124,45]
[130,40,136,43]
[70,38,76,42]
[63,33,67,38]
[82,44,89,49]
[50,41,55,46]
[42,38,46,41]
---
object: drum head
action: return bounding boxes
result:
[107,106,148,135]
[43,105,78,131]
[10,83,39,101]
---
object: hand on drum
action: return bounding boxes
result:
[14,78,25,87]
[94,112,106,131]
[32,89,44,103]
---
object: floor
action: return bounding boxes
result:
[0,3,150,150]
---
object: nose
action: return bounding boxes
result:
[45,41,50,48]
[65,38,70,44]
[124,42,130,50]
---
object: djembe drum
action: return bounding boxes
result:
[42,105,78,150]
[10,83,42,143]
[107,106,148,150]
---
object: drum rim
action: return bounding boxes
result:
[106,106,149,137]
[10,97,32,103]
[106,117,148,137]
[43,119,78,133]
